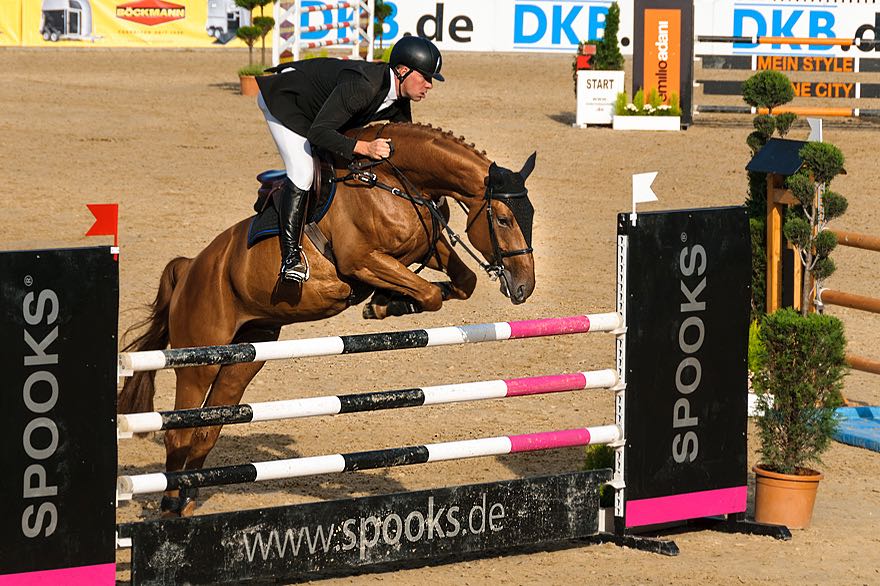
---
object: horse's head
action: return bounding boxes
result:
[465,152,537,305]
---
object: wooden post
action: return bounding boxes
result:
[766,173,801,312]
[766,174,783,313]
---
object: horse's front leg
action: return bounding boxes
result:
[425,235,478,301]
[340,253,445,319]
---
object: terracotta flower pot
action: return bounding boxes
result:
[239,75,259,96]
[753,464,823,529]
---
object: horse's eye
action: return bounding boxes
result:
[497,216,512,227]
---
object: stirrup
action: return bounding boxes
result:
[279,253,310,283]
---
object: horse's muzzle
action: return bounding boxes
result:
[499,270,530,305]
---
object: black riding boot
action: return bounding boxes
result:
[278,179,310,283]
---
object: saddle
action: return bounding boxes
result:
[247,151,339,259]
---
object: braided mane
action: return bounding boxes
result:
[382,122,489,160]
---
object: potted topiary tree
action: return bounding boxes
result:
[573,2,625,126]
[752,308,846,528]
[740,69,797,376]
[235,0,266,96]
[784,142,849,314]
[252,0,275,70]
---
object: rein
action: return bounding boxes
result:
[331,155,506,280]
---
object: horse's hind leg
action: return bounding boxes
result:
[162,363,221,516]
[169,325,280,517]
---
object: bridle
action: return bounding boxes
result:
[464,185,534,271]
[331,132,533,283]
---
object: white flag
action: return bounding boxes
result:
[807,118,823,142]
[632,172,659,204]
[631,172,659,226]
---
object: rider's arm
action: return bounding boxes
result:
[307,80,372,160]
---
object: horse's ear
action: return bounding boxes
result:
[488,161,501,182]
[519,152,537,181]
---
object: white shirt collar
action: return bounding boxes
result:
[377,67,399,112]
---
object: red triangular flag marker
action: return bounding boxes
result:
[86,203,119,247]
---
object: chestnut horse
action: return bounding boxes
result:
[118,123,537,516]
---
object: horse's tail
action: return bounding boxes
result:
[117,256,192,414]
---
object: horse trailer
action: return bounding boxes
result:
[41,0,94,42]
[206,0,251,44]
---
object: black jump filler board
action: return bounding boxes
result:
[620,207,750,528]
[123,470,610,585]
[0,247,118,582]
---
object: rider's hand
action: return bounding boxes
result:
[355,138,392,160]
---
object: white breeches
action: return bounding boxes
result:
[258,92,314,190]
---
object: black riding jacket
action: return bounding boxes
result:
[256,58,412,159]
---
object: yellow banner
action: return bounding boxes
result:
[0,2,22,46]
[18,0,259,47]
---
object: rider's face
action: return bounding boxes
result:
[398,68,433,101]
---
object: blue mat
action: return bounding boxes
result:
[834,406,880,453]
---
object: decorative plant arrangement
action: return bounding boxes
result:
[610,88,681,131]
[614,88,681,116]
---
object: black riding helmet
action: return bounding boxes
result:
[390,36,444,83]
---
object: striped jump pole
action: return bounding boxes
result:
[300,1,352,12]
[116,425,623,499]
[299,21,353,33]
[694,105,880,118]
[301,37,355,50]
[118,312,623,373]
[697,35,880,48]
[118,369,619,435]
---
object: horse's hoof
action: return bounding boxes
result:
[159,492,197,517]
[362,304,379,319]
[179,498,198,517]
[160,495,182,517]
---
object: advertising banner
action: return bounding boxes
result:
[633,0,693,124]
[696,1,880,58]
[5,0,879,58]
[1,0,636,53]
[17,0,254,47]
[0,2,22,46]
[368,0,631,53]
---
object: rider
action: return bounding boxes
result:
[256,36,444,283]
